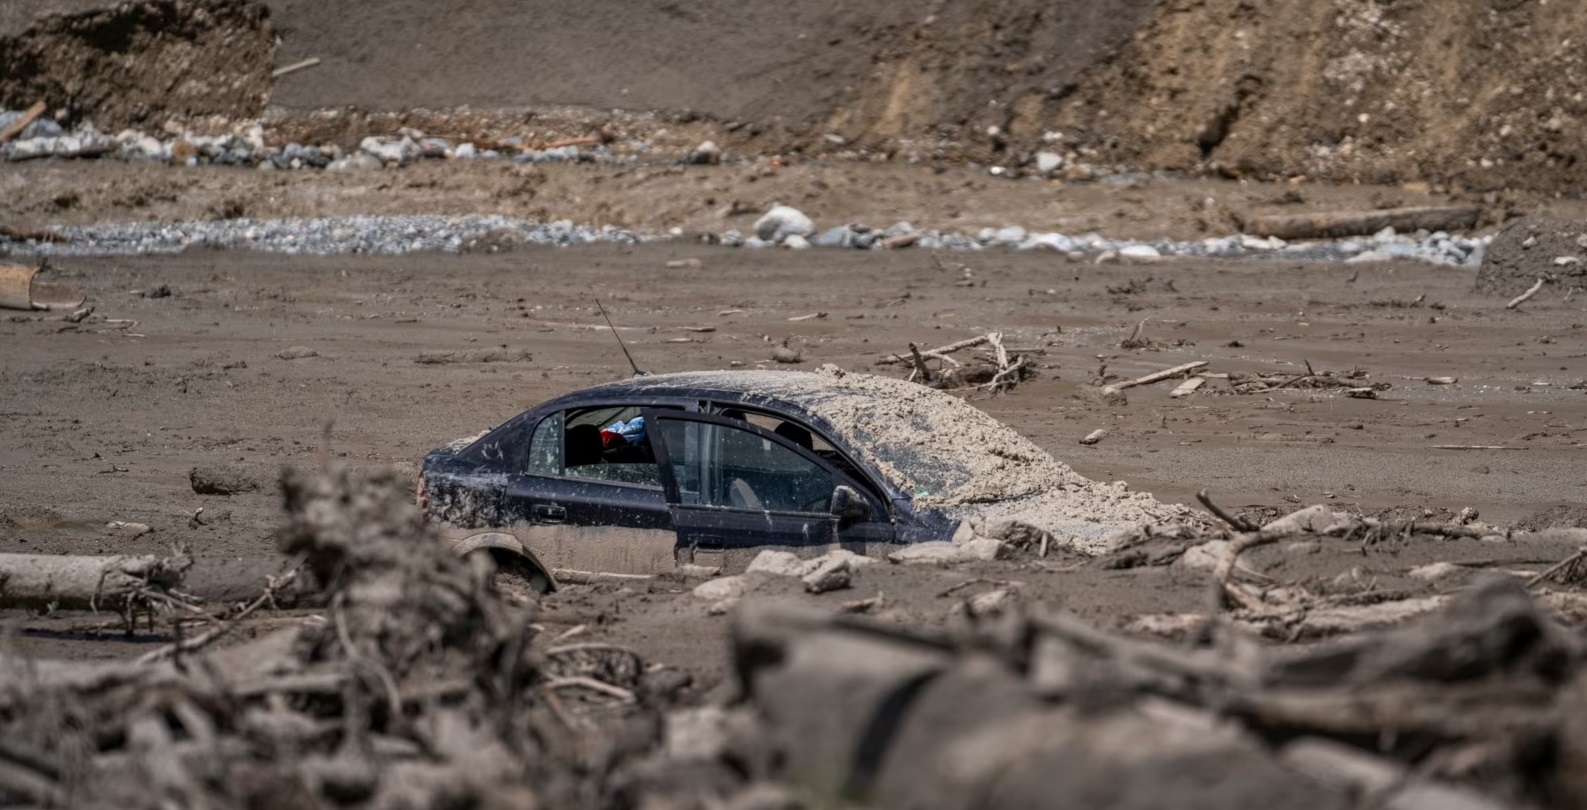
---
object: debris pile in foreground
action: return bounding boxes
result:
[0,465,667,808]
[679,576,1587,809]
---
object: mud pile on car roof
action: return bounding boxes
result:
[627,365,1190,551]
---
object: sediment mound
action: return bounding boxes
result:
[1476,216,1587,298]
[0,0,274,130]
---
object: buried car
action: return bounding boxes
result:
[420,366,1186,591]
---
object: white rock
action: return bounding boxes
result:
[959,537,1006,561]
[802,556,852,594]
[1408,561,1463,582]
[746,550,806,577]
[105,521,153,536]
[753,205,815,242]
[328,152,383,171]
[782,234,812,250]
[692,575,751,601]
[1035,151,1064,175]
[454,142,477,159]
[1020,233,1076,252]
[992,226,1027,246]
[359,135,420,165]
[1119,245,1162,260]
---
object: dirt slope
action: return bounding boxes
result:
[4,0,1587,194]
[0,0,274,130]
[1048,0,1587,194]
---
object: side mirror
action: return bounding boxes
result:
[830,485,873,524]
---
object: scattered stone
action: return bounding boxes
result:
[359,136,421,166]
[327,152,383,171]
[105,520,152,536]
[693,574,752,602]
[753,205,816,243]
[801,557,852,594]
[189,465,264,496]
[1079,428,1108,446]
[1035,151,1064,175]
[275,346,319,360]
[686,140,721,165]
[1120,244,1163,260]
[746,550,806,578]
[771,343,803,364]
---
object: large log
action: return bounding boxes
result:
[0,553,191,612]
[0,264,85,311]
[1241,205,1483,240]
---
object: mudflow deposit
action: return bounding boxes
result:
[7,1,1587,808]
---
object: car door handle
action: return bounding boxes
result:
[533,505,567,523]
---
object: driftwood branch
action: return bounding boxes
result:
[0,102,45,146]
[1240,205,1482,240]
[1507,277,1545,309]
[1102,361,1209,396]
[1197,489,1256,532]
[0,553,192,614]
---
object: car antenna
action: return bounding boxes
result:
[597,299,649,377]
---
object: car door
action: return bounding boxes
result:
[646,410,893,571]
[497,408,677,576]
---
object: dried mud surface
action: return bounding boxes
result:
[4,244,1587,684]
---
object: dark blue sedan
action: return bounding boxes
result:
[420,367,1179,591]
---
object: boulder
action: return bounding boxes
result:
[753,205,815,243]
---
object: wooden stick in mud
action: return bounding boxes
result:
[0,101,46,146]
[1102,361,1209,396]
[1240,205,1482,240]
[270,57,321,78]
[0,553,191,612]
[1507,277,1545,309]
[877,334,989,365]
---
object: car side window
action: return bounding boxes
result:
[658,418,838,513]
[526,411,562,475]
[562,406,664,488]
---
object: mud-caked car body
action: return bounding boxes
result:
[420,368,1179,590]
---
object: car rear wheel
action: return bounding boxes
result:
[467,547,553,596]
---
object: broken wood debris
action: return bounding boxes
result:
[0,552,193,627]
[0,465,653,809]
[1100,360,1207,397]
[730,571,1575,809]
[881,332,1034,392]
[270,56,322,78]
[1239,205,1483,241]
[1507,277,1546,309]
[0,101,45,146]
[0,225,70,243]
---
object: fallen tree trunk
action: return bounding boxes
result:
[0,264,85,311]
[0,553,191,612]
[1240,205,1483,240]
